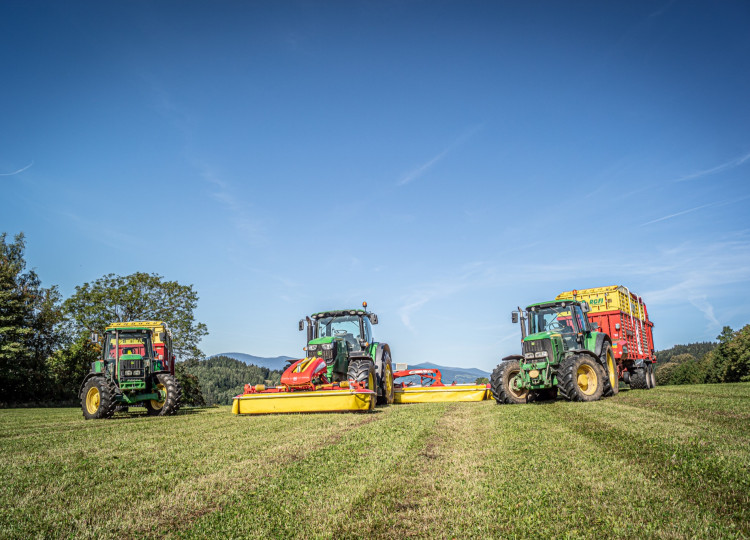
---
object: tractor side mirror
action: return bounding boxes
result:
[370,314,378,325]
[511,312,519,324]
[581,303,590,313]
[159,332,166,341]
[90,332,99,344]
[299,320,305,331]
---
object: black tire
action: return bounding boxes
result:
[490,360,528,404]
[557,355,605,402]
[347,358,377,411]
[81,376,117,420]
[629,367,648,389]
[600,343,619,397]
[145,373,182,416]
[377,351,394,405]
[647,363,656,389]
[529,387,558,402]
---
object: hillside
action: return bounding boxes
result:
[211,352,295,371]
[211,353,489,384]
[182,356,283,405]
[2,383,748,538]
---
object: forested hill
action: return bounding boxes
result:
[181,356,283,406]
[655,342,717,364]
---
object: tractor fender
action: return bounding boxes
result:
[501,354,524,362]
[568,349,600,364]
[592,334,612,362]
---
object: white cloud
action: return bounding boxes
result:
[0,161,33,176]
[676,151,750,182]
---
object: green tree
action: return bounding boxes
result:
[703,326,734,383]
[175,361,206,406]
[475,377,489,385]
[64,272,208,360]
[46,335,100,401]
[722,324,750,382]
[0,233,65,402]
[655,353,696,386]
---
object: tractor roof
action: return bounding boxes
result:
[526,300,582,310]
[105,321,169,333]
[311,309,370,319]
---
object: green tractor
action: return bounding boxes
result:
[491,300,618,404]
[299,303,394,405]
[80,321,182,419]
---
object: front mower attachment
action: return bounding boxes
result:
[393,368,491,403]
[232,357,376,415]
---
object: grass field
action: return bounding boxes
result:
[1,383,749,539]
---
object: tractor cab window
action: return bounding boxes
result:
[572,305,587,332]
[529,306,576,334]
[363,317,373,343]
[105,332,154,360]
[316,316,361,349]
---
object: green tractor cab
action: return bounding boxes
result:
[491,300,618,404]
[80,322,181,419]
[299,303,394,405]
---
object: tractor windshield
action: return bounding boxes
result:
[105,331,154,359]
[529,306,577,334]
[316,316,362,346]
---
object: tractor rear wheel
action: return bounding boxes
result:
[490,360,528,404]
[81,376,116,420]
[145,373,182,416]
[348,359,377,411]
[557,355,605,402]
[600,343,619,397]
[377,352,394,405]
[629,367,648,389]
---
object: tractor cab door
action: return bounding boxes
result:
[571,305,589,346]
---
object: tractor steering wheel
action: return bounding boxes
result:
[547,321,564,331]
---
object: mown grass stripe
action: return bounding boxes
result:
[175,403,450,539]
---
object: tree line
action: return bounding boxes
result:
[1,232,207,405]
[655,326,750,386]
[182,356,283,405]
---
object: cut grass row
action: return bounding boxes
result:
[1,383,748,539]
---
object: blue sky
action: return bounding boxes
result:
[2,1,749,372]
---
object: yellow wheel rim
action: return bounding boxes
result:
[606,350,617,389]
[150,383,166,410]
[86,386,101,414]
[367,372,375,392]
[576,364,598,395]
[508,369,529,401]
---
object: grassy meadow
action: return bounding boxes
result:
[1,383,749,539]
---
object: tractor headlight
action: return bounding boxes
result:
[322,343,334,350]
[133,370,141,376]
[524,352,535,360]
[535,351,548,358]
[125,370,133,376]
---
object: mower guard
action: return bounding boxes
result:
[393,368,491,403]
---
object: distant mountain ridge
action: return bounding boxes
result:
[212,353,489,384]
[212,352,295,372]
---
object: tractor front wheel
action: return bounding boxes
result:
[81,376,116,420]
[557,355,605,402]
[377,352,394,405]
[348,359,377,411]
[601,343,619,397]
[145,373,182,416]
[490,360,528,404]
